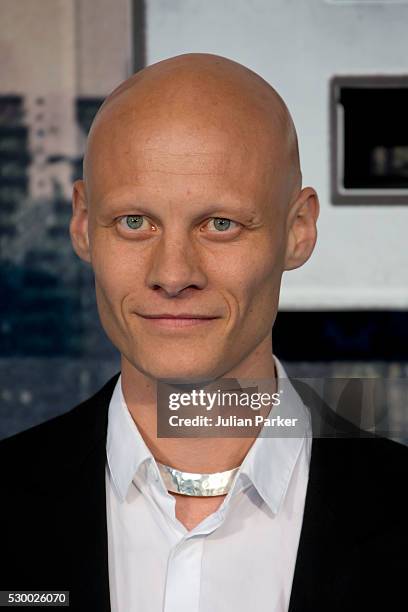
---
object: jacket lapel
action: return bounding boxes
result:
[288,379,372,612]
[64,373,120,612]
[288,438,339,612]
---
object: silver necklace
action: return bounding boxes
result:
[156,461,240,496]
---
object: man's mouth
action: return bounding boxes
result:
[138,313,219,329]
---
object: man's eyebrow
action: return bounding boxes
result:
[96,196,260,224]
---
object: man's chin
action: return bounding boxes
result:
[153,368,220,385]
[136,356,223,384]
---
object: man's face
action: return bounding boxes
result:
[76,96,293,382]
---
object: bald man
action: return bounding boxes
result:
[0,54,407,612]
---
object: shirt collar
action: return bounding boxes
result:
[106,377,153,502]
[235,355,312,514]
[106,356,312,509]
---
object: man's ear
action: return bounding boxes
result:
[284,186,320,271]
[70,180,91,264]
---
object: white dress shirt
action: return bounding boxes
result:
[105,356,312,612]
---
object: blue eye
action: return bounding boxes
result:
[124,215,144,229]
[211,218,232,231]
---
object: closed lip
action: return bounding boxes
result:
[139,313,218,319]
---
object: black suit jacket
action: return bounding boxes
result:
[1,374,407,611]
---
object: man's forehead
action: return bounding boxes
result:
[139,149,227,176]
[85,109,269,185]
[87,148,266,209]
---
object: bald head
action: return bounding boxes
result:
[83,53,301,203]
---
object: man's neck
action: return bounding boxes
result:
[120,344,277,474]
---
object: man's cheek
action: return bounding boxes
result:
[95,274,124,322]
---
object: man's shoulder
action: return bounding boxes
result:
[314,432,408,462]
[0,372,120,487]
[311,434,408,521]
[293,376,408,497]
[312,434,408,485]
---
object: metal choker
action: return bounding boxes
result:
[156,461,240,496]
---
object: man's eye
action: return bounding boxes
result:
[120,215,146,230]
[206,218,237,232]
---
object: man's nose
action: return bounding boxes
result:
[146,233,208,297]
